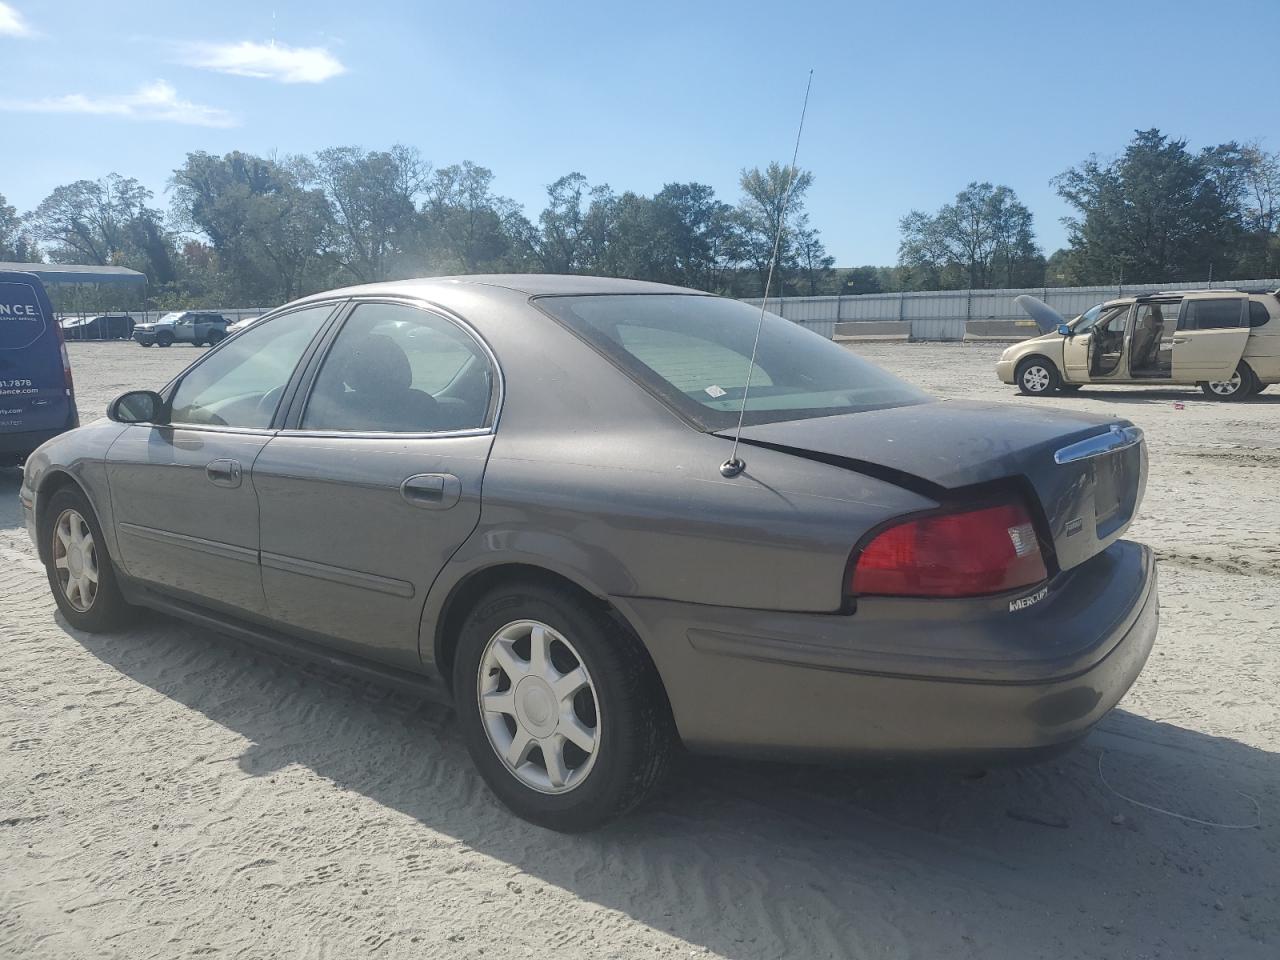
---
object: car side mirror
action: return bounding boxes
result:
[1057,323,1072,337]
[108,390,167,424]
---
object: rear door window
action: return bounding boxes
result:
[1249,301,1272,328]
[1178,299,1245,330]
[299,302,494,433]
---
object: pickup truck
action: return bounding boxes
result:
[133,311,229,348]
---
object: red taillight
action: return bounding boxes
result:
[850,502,1047,599]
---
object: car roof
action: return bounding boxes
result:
[291,273,706,304]
[1099,288,1278,309]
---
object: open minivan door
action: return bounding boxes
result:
[1171,295,1250,381]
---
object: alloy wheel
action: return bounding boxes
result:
[52,508,99,612]
[1207,372,1243,396]
[1022,364,1052,393]
[477,619,601,794]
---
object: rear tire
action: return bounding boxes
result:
[41,486,136,632]
[1016,357,1060,396]
[1201,361,1258,401]
[452,581,675,831]
[207,330,225,346]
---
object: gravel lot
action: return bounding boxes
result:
[2,339,1277,959]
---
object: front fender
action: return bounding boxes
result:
[25,420,130,562]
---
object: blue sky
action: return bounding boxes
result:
[2,0,1278,265]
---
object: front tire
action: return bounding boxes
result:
[157,332,174,347]
[452,582,674,831]
[139,341,153,348]
[42,486,136,632]
[1201,362,1258,401]
[1016,357,1060,396]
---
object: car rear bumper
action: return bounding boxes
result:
[620,540,1157,760]
[995,358,1017,383]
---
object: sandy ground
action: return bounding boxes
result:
[2,340,1278,959]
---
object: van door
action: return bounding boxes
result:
[1063,303,1128,381]
[1172,296,1249,381]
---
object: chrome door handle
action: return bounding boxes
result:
[1171,337,1190,344]
[401,473,461,509]
[206,458,243,488]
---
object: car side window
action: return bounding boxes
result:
[1249,301,1272,328]
[1179,299,1244,331]
[169,305,334,428]
[300,302,493,434]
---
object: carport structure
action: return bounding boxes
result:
[0,262,148,339]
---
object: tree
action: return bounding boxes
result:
[840,266,883,295]
[1053,129,1240,284]
[25,174,174,280]
[314,145,429,282]
[898,182,1043,289]
[171,151,332,302]
[530,173,607,273]
[649,182,737,291]
[425,161,525,273]
[734,162,829,296]
[0,193,39,262]
[1204,141,1280,277]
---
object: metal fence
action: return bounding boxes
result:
[745,279,1280,341]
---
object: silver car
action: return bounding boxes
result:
[21,275,1158,830]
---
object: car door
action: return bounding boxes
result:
[252,299,498,668]
[1062,304,1128,381]
[1171,296,1249,381]
[105,303,339,615]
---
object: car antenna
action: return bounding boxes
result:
[720,69,814,479]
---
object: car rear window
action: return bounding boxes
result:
[1249,301,1272,327]
[537,294,929,429]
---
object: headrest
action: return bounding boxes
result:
[343,335,412,394]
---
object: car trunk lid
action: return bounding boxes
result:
[719,399,1147,572]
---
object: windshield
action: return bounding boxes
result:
[537,294,930,429]
[157,312,184,324]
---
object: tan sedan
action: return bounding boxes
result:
[997,289,1279,400]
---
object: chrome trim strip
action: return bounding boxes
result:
[1054,424,1144,465]
[118,522,258,564]
[273,426,492,440]
[260,551,415,599]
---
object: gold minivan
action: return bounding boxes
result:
[997,289,1279,399]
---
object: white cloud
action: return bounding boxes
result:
[0,80,237,127]
[0,2,33,37]
[181,40,346,84]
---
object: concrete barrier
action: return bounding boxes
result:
[965,319,1040,340]
[833,320,911,340]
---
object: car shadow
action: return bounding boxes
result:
[62,612,1278,958]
